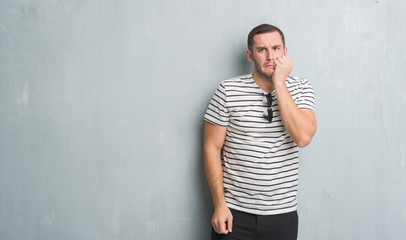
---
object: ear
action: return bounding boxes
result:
[284,46,288,56]
[246,50,253,62]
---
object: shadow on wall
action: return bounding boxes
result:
[238,50,252,75]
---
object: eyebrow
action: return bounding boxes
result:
[255,45,282,49]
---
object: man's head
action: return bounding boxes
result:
[247,24,285,52]
[246,24,287,79]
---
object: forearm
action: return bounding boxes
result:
[204,147,227,207]
[275,82,317,147]
[205,145,233,234]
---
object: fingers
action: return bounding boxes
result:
[227,214,233,233]
[212,219,228,234]
[275,55,291,66]
[272,56,293,85]
[274,56,293,74]
[211,208,233,234]
[220,220,228,234]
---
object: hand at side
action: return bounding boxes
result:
[211,204,233,234]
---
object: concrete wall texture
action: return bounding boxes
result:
[1,0,405,239]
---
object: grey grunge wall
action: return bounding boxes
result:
[1,0,405,239]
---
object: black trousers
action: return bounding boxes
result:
[211,209,298,240]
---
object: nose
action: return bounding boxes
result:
[266,50,275,61]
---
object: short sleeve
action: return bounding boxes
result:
[204,83,229,127]
[296,79,315,112]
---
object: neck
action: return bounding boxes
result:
[252,71,274,93]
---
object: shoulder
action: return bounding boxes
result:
[222,74,253,87]
[286,75,312,86]
[286,76,313,91]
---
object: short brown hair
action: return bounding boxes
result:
[247,24,285,52]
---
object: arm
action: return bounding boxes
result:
[204,121,233,234]
[273,56,317,147]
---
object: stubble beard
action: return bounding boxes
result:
[254,60,273,80]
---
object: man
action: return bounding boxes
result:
[204,24,317,240]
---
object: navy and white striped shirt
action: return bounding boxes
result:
[204,73,315,215]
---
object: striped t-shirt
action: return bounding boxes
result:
[204,73,315,215]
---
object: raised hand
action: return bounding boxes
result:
[272,55,293,86]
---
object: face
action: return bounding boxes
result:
[246,31,287,79]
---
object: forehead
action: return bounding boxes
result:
[252,32,283,47]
